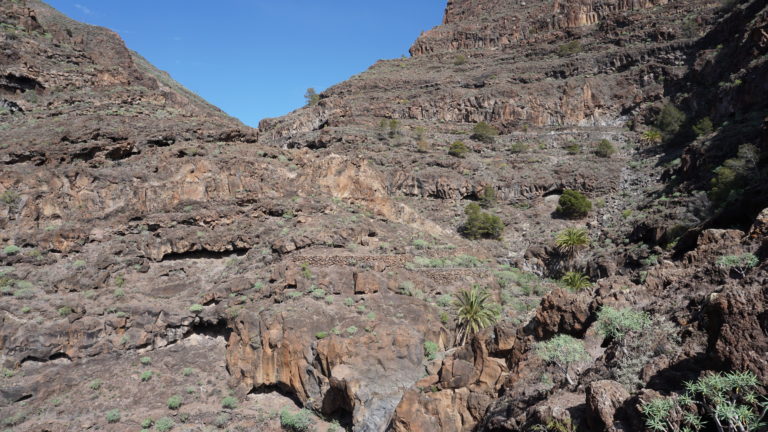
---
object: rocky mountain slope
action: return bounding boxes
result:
[1,0,766,431]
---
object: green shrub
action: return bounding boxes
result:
[509,142,528,154]
[716,253,759,277]
[655,104,686,136]
[479,186,497,208]
[424,341,439,360]
[280,408,314,432]
[462,203,504,240]
[611,317,679,390]
[565,144,581,155]
[140,371,153,382]
[454,54,468,66]
[709,144,760,206]
[221,396,238,409]
[413,126,426,141]
[155,417,175,432]
[440,311,450,324]
[105,409,121,423]
[560,271,591,291]
[448,140,469,157]
[310,288,325,299]
[182,367,193,376]
[388,119,400,138]
[556,40,582,56]
[641,371,765,432]
[140,356,151,365]
[535,334,589,385]
[346,326,358,335]
[471,122,498,144]
[595,139,616,158]
[166,395,182,410]
[141,418,153,428]
[398,281,415,295]
[315,331,328,340]
[557,190,592,219]
[88,379,102,390]
[189,304,204,313]
[436,294,453,307]
[692,117,713,136]
[596,307,651,342]
[0,190,19,205]
[641,129,663,144]
[214,413,230,427]
[3,245,20,255]
[58,306,73,317]
[113,288,125,298]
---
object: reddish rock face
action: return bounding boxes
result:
[533,288,593,339]
[411,0,669,56]
[2,0,768,430]
[391,336,507,432]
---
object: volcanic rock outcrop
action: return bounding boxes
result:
[2,0,767,431]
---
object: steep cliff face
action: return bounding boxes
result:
[410,0,670,56]
[2,0,767,431]
[0,0,251,170]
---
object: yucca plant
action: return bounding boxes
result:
[561,271,591,291]
[453,286,499,345]
[555,227,590,257]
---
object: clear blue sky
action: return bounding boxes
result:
[44,1,446,127]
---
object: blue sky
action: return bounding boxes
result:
[45,1,446,127]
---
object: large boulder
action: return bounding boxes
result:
[226,295,445,431]
[391,336,508,432]
[586,380,631,432]
[706,282,768,382]
[532,289,593,339]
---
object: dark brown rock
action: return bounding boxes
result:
[586,380,630,432]
[532,288,593,339]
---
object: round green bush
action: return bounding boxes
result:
[155,417,175,432]
[470,121,498,143]
[221,396,238,409]
[595,139,616,158]
[557,190,592,219]
[105,409,121,423]
[167,395,182,410]
[448,140,468,158]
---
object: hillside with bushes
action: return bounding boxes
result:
[1,0,766,431]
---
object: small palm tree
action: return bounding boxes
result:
[555,227,590,258]
[453,287,499,345]
[642,129,663,144]
[561,271,591,291]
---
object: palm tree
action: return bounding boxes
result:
[641,129,663,144]
[453,286,499,345]
[561,271,591,291]
[555,227,590,258]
